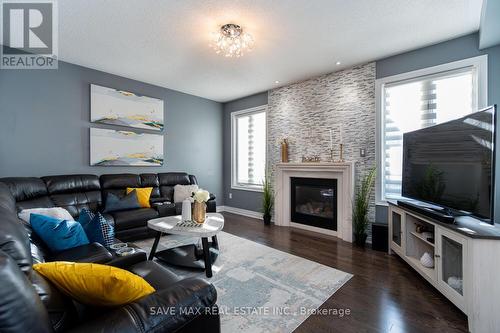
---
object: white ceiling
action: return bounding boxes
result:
[59,0,483,102]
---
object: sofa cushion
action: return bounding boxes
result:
[158,172,191,186]
[159,185,175,202]
[43,175,100,194]
[140,173,160,198]
[188,174,198,185]
[0,177,47,202]
[15,196,55,212]
[0,183,16,213]
[110,208,159,231]
[0,177,54,212]
[0,209,33,273]
[100,174,140,189]
[28,269,77,332]
[0,250,52,333]
[41,175,102,218]
[158,173,195,202]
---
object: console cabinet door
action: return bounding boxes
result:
[389,207,405,255]
[436,228,467,311]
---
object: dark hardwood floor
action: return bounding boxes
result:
[220,212,468,333]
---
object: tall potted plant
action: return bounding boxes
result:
[353,167,376,247]
[262,173,274,225]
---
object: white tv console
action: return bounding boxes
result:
[388,201,500,333]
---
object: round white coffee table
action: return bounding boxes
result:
[147,213,224,278]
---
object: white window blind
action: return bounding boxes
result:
[381,67,478,200]
[231,107,266,191]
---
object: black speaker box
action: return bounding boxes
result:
[371,223,388,252]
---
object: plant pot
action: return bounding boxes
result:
[263,214,271,225]
[354,233,368,247]
[192,201,207,223]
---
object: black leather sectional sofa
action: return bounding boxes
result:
[0,173,220,333]
[0,172,216,241]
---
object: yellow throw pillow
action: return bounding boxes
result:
[126,187,153,208]
[33,262,155,306]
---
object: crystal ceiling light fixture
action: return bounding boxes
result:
[211,23,254,57]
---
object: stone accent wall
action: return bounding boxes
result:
[267,62,377,226]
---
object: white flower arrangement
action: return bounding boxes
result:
[192,189,210,203]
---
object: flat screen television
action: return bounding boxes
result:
[402,106,496,222]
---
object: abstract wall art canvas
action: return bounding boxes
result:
[91,84,164,131]
[90,128,164,166]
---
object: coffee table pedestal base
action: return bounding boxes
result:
[152,235,219,278]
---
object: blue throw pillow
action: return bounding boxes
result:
[29,213,89,253]
[103,191,140,213]
[78,209,115,248]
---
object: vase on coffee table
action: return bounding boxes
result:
[192,201,206,223]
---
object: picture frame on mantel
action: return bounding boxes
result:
[90,84,164,131]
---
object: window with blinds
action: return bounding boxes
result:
[380,67,478,200]
[231,106,267,191]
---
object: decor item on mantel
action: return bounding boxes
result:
[191,189,210,223]
[328,127,345,162]
[262,173,274,225]
[280,138,289,163]
[301,155,321,163]
[337,124,345,162]
[328,129,335,162]
[338,143,345,162]
[353,167,376,247]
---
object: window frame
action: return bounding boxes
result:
[231,105,268,192]
[375,55,488,205]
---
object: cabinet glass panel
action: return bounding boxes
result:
[392,212,402,246]
[441,235,463,295]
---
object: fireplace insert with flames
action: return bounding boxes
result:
[290,177,337,231]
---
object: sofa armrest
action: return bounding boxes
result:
[48,243,113,263]
[68,278,218,333]
[106,245,147,269]
[207,193,217,213]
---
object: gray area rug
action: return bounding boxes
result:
[135,231,352,333]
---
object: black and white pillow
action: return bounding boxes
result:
[78,208,114,248]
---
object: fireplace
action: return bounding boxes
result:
[290,177,337,231]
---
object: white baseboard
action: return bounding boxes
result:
[217,205,263,220]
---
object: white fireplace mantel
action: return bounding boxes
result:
[274,162,355,242]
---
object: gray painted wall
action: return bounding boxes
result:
[376,33,500,223]
[222,92,268,211]
[0,61,224,201]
